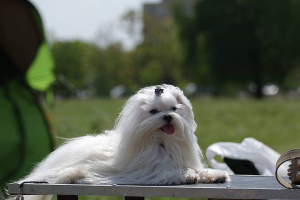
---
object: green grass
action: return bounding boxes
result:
[48,97,300,153]
[47,98,125,145]
[47,97,300,200]
[192,98,300,153]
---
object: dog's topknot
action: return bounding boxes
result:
[154,86,164,96]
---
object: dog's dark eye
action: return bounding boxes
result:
[172,107,177,111]
[150,109,159,114]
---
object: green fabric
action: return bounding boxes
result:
[0,1,55,189]
[26,42,55,91]
[0,88,20,183]
[0,80,53,186]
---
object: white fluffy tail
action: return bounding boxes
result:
[25,195,52,200]
[7,195,52,200]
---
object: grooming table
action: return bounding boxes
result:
[8,175,300,200]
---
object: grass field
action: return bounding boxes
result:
[47,97,300,200]
[48,97,300,153]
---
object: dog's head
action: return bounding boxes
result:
[115,84,197,144]
[114,84,202,169]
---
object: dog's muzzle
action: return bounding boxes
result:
[163,115,172,124]
[161,115,175,135]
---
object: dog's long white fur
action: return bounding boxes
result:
[8,85,229,200]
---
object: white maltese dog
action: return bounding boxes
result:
[12,85,229,200]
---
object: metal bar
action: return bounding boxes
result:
[7,176,300,199]
[209,199,259,200]
[57,195,78,200]
[125,196,144,200]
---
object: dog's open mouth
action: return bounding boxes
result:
[161,125,175,135]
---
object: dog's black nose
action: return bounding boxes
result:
[163,115,172,124]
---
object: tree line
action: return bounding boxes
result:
[52,0,300,98]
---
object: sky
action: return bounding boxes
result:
[29,0,160,49]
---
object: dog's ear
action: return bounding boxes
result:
[171,87,191,110]
[115,90,149,130]
[175,89,197,132]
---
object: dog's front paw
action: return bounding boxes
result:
[152,168,200,185]
[182,168,200,184]
[197,169,230,183]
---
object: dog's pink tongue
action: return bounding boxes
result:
[162,125,175,135]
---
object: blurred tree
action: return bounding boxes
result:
[173,4,211,87]
[121,9,142,46]
[51,6,191,97]
[53,41,88,95]
[93,43,136,96]
[52,40,133,96]
[175,0,300,97]
[52,41,104,96]
[132,5,184,87]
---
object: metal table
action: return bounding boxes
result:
[8,175,300,200]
